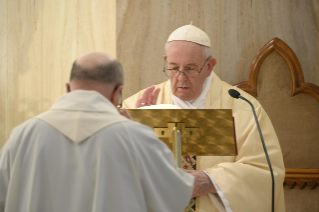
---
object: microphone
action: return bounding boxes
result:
[228,89,275,212]
[228,89,241,99]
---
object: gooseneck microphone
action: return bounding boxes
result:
[228,89,275,212]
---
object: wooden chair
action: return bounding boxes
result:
[234,38,319,211]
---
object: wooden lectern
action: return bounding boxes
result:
[127,109,237,167]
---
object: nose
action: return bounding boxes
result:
[177,70,188,82]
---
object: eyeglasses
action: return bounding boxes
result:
[114,85,123,109]
[163,57,210,78]
[117,90,122,109]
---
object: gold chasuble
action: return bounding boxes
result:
[123,72,285,212]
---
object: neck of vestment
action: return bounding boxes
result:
[203,71,223,109]
[36,90,128,143]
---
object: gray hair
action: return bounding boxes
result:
[69,60,124,85]
[164,43,213,59]
[203,45,213,58]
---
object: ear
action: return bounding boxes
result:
[66,83,71,93]
[111,85,124,107]
[206,58,217,77]
[163,55,167,62]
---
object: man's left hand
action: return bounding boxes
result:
[185,170,217,198]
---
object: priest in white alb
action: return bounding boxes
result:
[123,25,286,212]
[0,52,194,212]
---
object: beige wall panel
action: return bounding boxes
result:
[117,0,221,99]
[1,0,116,149]
[0,0,7,149]
[221,0,318,86]
[6,0,41,146]
[78,0,116,57]
[3,0,78,149]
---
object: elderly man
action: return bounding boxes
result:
[0,52,194,212]
[123,25,285,212]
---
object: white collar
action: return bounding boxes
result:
[172,72,213,109]
[36,90,125,143]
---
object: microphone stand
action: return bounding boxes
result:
[238,95,275,212]
[229,88,275,212]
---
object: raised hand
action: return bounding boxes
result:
[136,85,160,108]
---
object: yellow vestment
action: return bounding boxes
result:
[123,73,285,212]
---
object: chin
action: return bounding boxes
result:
[175,93,194,101]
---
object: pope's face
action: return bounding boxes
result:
[164,41,216,101]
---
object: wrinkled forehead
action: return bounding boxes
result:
[166,41,206,63]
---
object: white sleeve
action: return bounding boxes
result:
[0,141,11,212]
[124,122,194,212]
[203,170,233,212]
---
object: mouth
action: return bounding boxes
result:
[177,87,190,90]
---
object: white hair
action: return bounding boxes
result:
[203,45,213,58]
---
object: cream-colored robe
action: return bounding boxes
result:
[0,90,194,212]
[123,73,285,212]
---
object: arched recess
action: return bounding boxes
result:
[234,37,319,101]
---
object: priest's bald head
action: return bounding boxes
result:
[67,52,124,107]
[164,25,217,101]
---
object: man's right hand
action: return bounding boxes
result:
[136,85,160,108]
[118,108,133,120]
